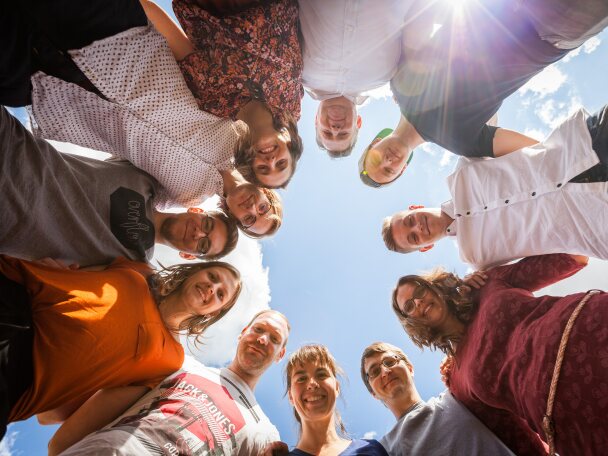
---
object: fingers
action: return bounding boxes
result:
[463,271,488,289]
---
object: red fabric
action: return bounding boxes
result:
[0,256,184,422]
[174,0,303,120]
[448,254,608,455]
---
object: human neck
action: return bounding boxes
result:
[297,417,349,455]
[157,293,189,333]
[152,210,169,244]
[388,388,423,420]
[226,361,262,391]
[220,169,245,197]
[394,114,425,151]
[236,100,276,144]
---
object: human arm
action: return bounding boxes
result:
[47,386,149,456]
[139,0,194,60]
[492,128,539,157]
[488,254,587,292]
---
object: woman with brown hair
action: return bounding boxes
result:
[0,256,242,446]
[391,253,607,456]
[284,344,387,455]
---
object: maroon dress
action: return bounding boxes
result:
[173,0,303,120]
[447,254,608,455]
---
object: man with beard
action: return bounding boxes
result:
[0,107,237,266]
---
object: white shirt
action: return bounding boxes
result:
[299,0,413,103]
[443,108,608,270]
[29,25,242,210]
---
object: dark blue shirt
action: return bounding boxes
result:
[288,439,388,456]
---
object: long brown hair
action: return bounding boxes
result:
[391,268,477,355]
[234,112,303,189]
[148,261,242,345]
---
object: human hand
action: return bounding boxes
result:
[260,441,289,456]
[463,270,488,289]
[439,356,454,387]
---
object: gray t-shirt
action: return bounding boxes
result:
[380,392,514,456]
[1,107,159,266]
[61,359,280,456]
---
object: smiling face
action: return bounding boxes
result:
[160,208,228,258]
[390,208,448,252]
[363,136,412,185]
[395,281,450,331]
[363,352,414,404]
[235,312,289,375]
[175,266,239,318]
[288,360,339,424]
[251,129,293,188]
[225,183,274,235]
[315,96,361,153]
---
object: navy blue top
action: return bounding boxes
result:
[288,439,388,456]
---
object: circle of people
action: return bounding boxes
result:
[1,0,607,455]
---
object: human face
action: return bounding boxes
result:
[176,266,239,317]
[390,208,447,251]
[395,282,450,330]
[363,352,413,402]
[288,361,339,423]
[160,209,228,257]
[251,129,293,188]
[364,136,411,184]
[225,183,273,235]
[236,313,289,374]
[315,97,360,152]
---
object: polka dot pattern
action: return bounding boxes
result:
[29,25,241,210]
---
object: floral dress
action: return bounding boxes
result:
[445,254,608,455]
[174,0,303,120]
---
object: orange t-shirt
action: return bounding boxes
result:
[0,256,184,422]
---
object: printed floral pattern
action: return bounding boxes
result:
[446,254,608,455]
[174,0,303,120]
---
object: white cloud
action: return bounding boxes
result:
[583,36,601,54]
[538,258,608,296]
[562,47,581,63]
[420,142,437,157]
[0,429,17,456]
[522,128,546,142]
[518,65,567,98]
[535,96,582,129]
[362,431,377,440]
[366,83,392,101]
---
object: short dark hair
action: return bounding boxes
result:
[360,342,412,394]
[202,209,238,260]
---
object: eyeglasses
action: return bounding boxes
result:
[197,215,215,255]
[241,199,271,229]
[366,356,401,381]
[400,281,428,317]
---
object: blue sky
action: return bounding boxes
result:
[4,4,608,455]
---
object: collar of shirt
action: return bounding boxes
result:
[441,200,457,236]
[304,87,368,105]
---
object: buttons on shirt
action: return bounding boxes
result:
[557,183,562,188]
[505,200,509,204]
[531,192,536,196]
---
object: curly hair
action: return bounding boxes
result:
[285,344,348,437]
[148,261,242,345]
[391,268,477,355]
[234,111,303,189]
